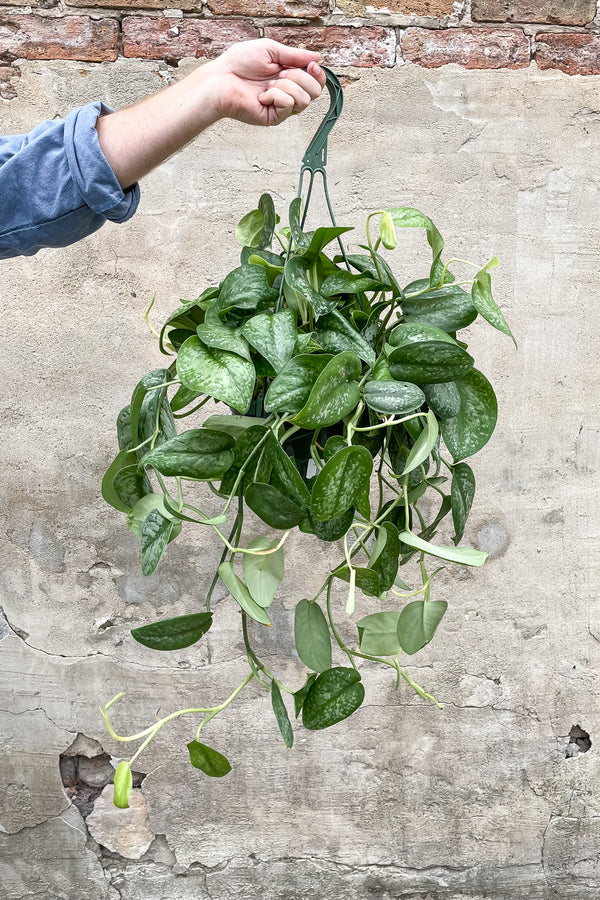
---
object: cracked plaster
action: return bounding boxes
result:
[1,58,600,897]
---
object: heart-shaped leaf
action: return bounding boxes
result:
[302,667,365,730]
[402,282,477,332]
[357,611,402,656]
[141,509,174,576]
[294,599,332,673]
[271,681,293,748]
[131,613,213,651]
[363,380,425,416]
[311,444,373,521]
[316,310,376,366]
[218,560,272,626]
[242,536,284,608]
[292,351,362,429]
[217,263,278,314]
[241,309,297,373]
[389,341,474,385]
[264,354,332,415]
[396,599,447,655]
[244,482,305,529]
[187,740,231,777]
[196,321,251,361]
[176,336,256,414]
[140,428,234,480]
[451,462,476,544]
[441,368,498,461]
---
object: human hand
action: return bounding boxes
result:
[206,38,326,126]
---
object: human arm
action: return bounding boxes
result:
[0,39,324,260]
[95,39,326,190]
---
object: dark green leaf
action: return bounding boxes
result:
[311,444,373,521]
[176,336,256,414]
[140,428,234,480]
[402,282,477,332]
[357,611,402,656]
[187,740,231,777]
[369,522,400,591]
[131,613,212,651]
[244,482,305,529]
[159,296,209,355]
[241,309,297,373]
[141,509,174,576]
[332,564,381,598]
[302,667,365,730]
[441,369,498,461]
[284,256,334,317]
[389,341,474,385]
[316,310,376,367]
[388,322,457,348]
[320,270,383,297]
[102,449,151,513]
[396,599,447,655]
[293,673,318,717]
[217,264,278,314]
[451,462,476,544]
[218,560,271,625]
[170,385,201,413]
[196,320,251,361]
[422,382,461,419]
[271,681,293,748]
[309,507,355,542]
[303,226,353,264]
[268,442,311,509]
[264,354,332,415]
[294,599,332,673]
[363,380,425,416]
[292,351,362,429]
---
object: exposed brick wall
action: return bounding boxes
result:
[1,1,600,74]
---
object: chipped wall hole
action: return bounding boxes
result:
[565,724,592,758]
[59,733,145,817]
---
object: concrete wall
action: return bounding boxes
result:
[2,56,600,899]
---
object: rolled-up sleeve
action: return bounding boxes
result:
[0,101,140,260]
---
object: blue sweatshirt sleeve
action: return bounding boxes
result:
[0,101,140,260]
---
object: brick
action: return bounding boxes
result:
[338,0,454,16]
[122,18,259,61]
[0,15,118,63]
[401,26,530,69]
[72,0,201,10]
[207,0,328,17]
[263,26,396,67]
[472,0,596,26]
[536,32,600,76]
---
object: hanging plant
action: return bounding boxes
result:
[98,73,514,808]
